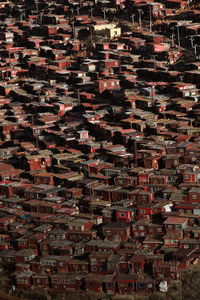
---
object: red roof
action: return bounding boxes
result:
[164,217,188,225]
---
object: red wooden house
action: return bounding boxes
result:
[129,255,145,273]
[138,172,152,186]
[164,155,180,169]
[164,217,188,233]
[16,272,33,289]
[15,249,37,264]
[173,249,196,270]
[85,274,104,293]
[153,261,180,279]
[115,274,137,294]
[0,216,16,231]
[180,239,200,250]
[115,208,134,223]
[68,259,89,273]
[163,232,183,248]
[0,275,11,289]
[132,220,149,239]
[96,78,120,94]
[144,156,163,170]
[103,275,116,295]
[137,203,155,220]
[17,233,46,251]
[67,230,97,243]
[50,274,81,292]
[107,254,127,274]
[40,255,70,274]
[143,238,163,251]
[102,222,131,242]
[96,241,120,253]
[32,274,49,290]
[89,252,110,274]
[188,188,200,203]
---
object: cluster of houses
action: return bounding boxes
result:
[0,0,200,297]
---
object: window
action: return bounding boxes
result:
[127,282,133,287]
[175,225,182,230]
[156,268,161,272]
[17,279,26,284]
[18,240,26,245]
[106,230,112,235]
[107,282,114,288]
[139,226,144,230]
[168,225,173,229]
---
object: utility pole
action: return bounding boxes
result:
[5,60,8,81]
[31,114,39,151]
[194,44,197,56]
[179,271,182,300]
[151,55,156,69]
[138,9,142,30]
[176,24,181,47]
[39,12,43,25]
[71,21,75,38]
[90,8,94,19]
[35,0,38,12]
[76,7,80,15]
[171,33,175,47]
[119,55,122,73]
[149,4,152,32]
[131,14,135,25]
[151,85,155,101]
[134,140,138,168]
[77,89,81,105]
[103,8,106,20]
[190,36,194,48]
[5,50,11,81]
[90,25,93,48]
